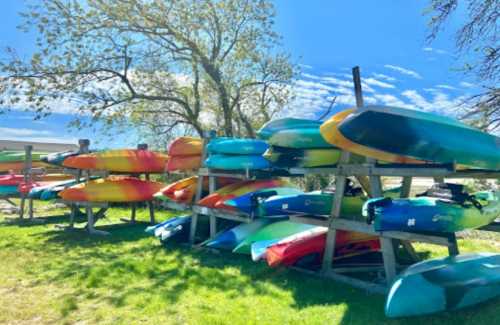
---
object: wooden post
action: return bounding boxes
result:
[400,177,413,198]
[19,145,33,219]
[208,175,217,238]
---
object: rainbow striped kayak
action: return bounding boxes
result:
[63,149,169,173]
[59,176,164,202]
[258,118,333,149]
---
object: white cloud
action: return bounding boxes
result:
[0,127,53,137]
[372,73,396,82]
[299,64,313,69]
[373,94,413,109]
[0,127,76,144]
[423,47,449,55]
[436,84,457,90]
[363,77,395,89]
[384,64,423,79]
[459,81,475,88]
[401,89,467,116]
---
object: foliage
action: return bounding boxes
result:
[0,0,296,138]
[426,0,499,131]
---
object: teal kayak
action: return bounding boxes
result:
[337,105,500,170]
[232,221,316,254]
[258,118,334,149]
[207,139,269,155]
[386,253,500,317]
[202,219,274,250]
[205,154,271,170]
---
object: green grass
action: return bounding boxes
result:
[0,200,499,324]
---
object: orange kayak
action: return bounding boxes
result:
[59,176,164,202]
[166,155,202,172]
[168,137,203,156]
[63,149,169,173]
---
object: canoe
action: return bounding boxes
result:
[222,187,303,214]
[251,227,327,262]
[59,176,164,202]
[202,219,274,250]
[364,190,500,233]
[166,154,202,172]
[198,179,288,208]
[207,138,269,155]
[263,146,342,168]
[266,230,380,267]
[232,221,316,254]
[336,106,500,169]
[205,154,272,170]
[258,118,333,149]
[168,137,202,156]
[62,149,169,173]
[259,191,367,217]
[385,253,500,317]
[320,108,424,164]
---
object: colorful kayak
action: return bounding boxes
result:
[198,179,288,208]
[386,253,500,317]
[28,179,77,199]
[364,190,500,233]
[62,149,169,173]
[155,176,237,204]
[166,154,202,172]
[205,154,272,170]
[59,176,164,202]
[266,230,381,267]
[259,191,367,217]
[258,118,333,149]
[251,227,327,262]
[320,108,424,164]
[0,150,48,163]
[168,137,202,156]
[207,138,269,155]
[202,219,274,250]
[0,161,52,173]
[263,146,342,168]
[336,106,500,169]
[41,150,80,166]
[233,221,316,254]
[222,187,304,214]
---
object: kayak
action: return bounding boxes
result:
[263,146,343,168]
[0,185,19,195]
[207,138,269,155]
[258,118,333,149]
[62,149,169,173]
[258,191,366,217]
[320,109,424,164]
[222,187,304,214]
[336,105,500,169]
[364,191,500,232]
[166,154,202,172]
[0,161,52,173]
[28,179,78,199]
[197,179,288,209]
[202,219,274,250]
[251,227,327,262]
[233,221,317,254]
[0,150,48,163]
[145,215,191,242]
[155,176,237,204]
[385,253,500,317]
[205,154,272,170]
[168,137,203,156]
[266,230,380,267]
[41,150,80,166]
[59,176,164,202]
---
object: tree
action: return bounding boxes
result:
[0,0,295,138]
[426,0,499,131]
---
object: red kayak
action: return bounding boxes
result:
[266,230,381,267]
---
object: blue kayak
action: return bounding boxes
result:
[146,215,191,242]
[205,154,272,170]
[223,187,303,214]
[386,253,500,317]
[203,219,274,250]
[207,138,269,155]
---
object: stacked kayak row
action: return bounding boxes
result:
[0,150,53,173]
[204,138,272,170]
[166,137,203,172]
[0,173,75,197]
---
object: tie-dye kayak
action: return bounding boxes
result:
[364,190,500,233]
[62,149,169,173]
[320,109,424,164]
[258,118,333,149]
[335,106,500,170]
[265,229,381,267]
[59,176,164,202]
[168,137,203,156]
[385,253,500,317]
[166,154,202,172]
[197,179,288,209]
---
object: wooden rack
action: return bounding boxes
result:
[183,66,499,293]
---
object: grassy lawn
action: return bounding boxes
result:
[0,200,499,324]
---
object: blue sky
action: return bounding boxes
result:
[0,0,478,147]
